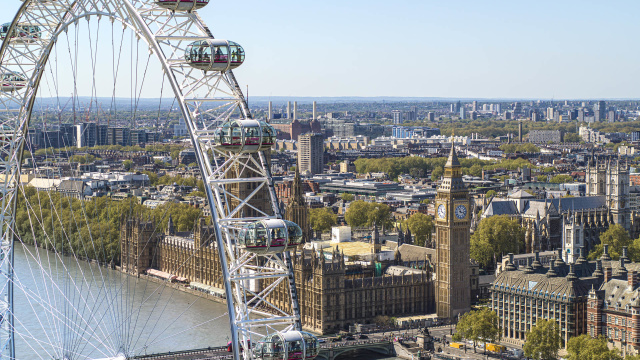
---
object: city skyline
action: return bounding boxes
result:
[5,1,640,99]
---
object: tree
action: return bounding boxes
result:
[549,174,574,183]
[452,311,475,350]
[566,335,622,360]
[431,167,443,181]
[564,133,581,143]
[123,160,133,171]
[309,208,337,235]
[142,171,159,186]
[475,308,501,352]
[409,167,425,179]
[485,190,497,198]
[373,315,394,327]
[588,224,634,260]
[403,213,433,247]
[467,164,482,177]
[499,143,540,153]
[523,319,561,360]
[452,309,500,353]
[471,215,525,268]
[340,193,355,202]
[344,201,392,229]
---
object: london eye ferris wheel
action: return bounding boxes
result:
[0,0,317,359]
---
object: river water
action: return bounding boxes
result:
[13,245,399,360]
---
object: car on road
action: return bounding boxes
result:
[358,334,368,339]
[345,336,356,341]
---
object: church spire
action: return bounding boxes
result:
[291,166,304,206]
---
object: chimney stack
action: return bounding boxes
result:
[605,267,613,283]
[268,101,272,121]
[293,101,298,121]
[623,246,630,263]
[287,101,291,119]
[602,244,611,261]
[630,271,638,289]
[312,101,317,120]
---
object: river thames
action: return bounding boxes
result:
[12,245,399,360]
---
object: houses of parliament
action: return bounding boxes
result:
[120,149,472,333]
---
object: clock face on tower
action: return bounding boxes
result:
[455,205,467,219]
[437,204,446,219]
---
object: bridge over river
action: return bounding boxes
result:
[133,339,395,360]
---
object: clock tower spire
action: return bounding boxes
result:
[435,142,471,319]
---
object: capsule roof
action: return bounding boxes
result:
[155,0,209,11]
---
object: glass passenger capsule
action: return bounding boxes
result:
[0,23,41,43]
[184,39,245,71]
[253,331,319,360]
[238,220,303,254]
[154,0,209,11]
[213,120,275,153]
[0,73,27,92]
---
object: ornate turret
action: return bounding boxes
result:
[166,214,175,236]
[371,223,381,254]
[285,166,311,243]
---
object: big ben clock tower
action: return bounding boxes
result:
[435,144,471,319]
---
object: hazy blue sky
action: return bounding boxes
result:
[5,0,640,98]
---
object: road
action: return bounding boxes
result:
[354,325,522,360]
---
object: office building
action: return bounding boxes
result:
[76,122,96,148]
[492,250,601,348]
[528,130,562,143]
[174,118,188,137]
[108,127,130,146]
[392,110,403,124]
[594,101,606,122]
[298,133,324,175]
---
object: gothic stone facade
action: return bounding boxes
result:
[121,218,435,334]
